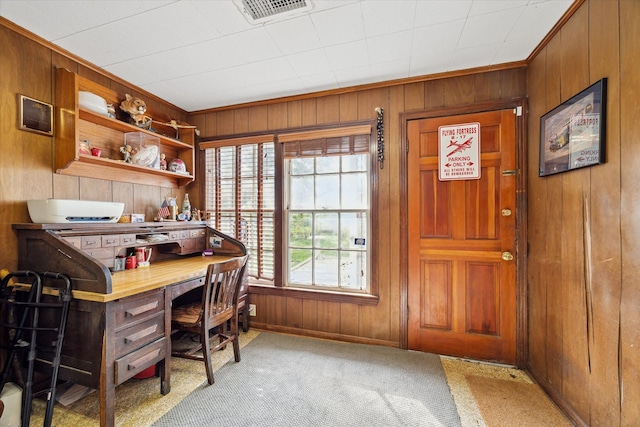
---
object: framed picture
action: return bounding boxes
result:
[539,78,607,177]
[19,94,53,136]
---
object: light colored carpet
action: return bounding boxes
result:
[152,332,462,427]
[28,330,260,426]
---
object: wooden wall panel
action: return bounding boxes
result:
[525,49,548,385]
[0,26,54,269]
[526,1,637,426]
[619,0,640,425]
[285,297,303,328]
[541,33,565,395]
[474,71,502,103]
[558,6,590,422]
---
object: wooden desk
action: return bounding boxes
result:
[13,222,246,427]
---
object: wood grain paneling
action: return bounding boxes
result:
[619,0,640,425]
[526,1,636,426]
[587,0,622,425]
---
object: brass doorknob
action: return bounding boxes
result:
[501,208,512,217]
[501,251,514,261]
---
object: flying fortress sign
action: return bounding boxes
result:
[438,122,481,181]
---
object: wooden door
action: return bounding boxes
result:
[407,109,517,364]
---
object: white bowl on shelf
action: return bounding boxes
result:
[79,91,108,116]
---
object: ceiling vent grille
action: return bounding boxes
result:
[236,0,313,23]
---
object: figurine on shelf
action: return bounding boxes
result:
[159,153,167,170]
[120,144,134,163]
[78,139,91,155]
[119,94,153,129]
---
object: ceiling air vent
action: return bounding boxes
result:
[234,0,314,24]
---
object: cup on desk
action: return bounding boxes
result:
[113,256,126,271]
[125,255,137,269]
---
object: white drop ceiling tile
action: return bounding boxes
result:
[468,0,528,17]
[228,58,298,85]
[409,52,453,76]
[360,0,416,38]
[265,15,322,55]
[298,73,339,93]
[286,49,333,77]
[448,44,502,71]
[370,57,411,81]
[367,30,413,65]
[506,0,574,44]
[457,7,524,49]
[310,2,365,47]
[413,0,472,27]
[312,0,360,14]
[188,0,254,36]
[56,26,129,66]
[411,19,465,57]
[207,28,282,68]
[492,39,533,64]
[333,64,374,88]
[324,40,370,71]
[0,1,70,40]
[121,1,222,47]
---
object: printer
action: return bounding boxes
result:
[27,199,125,223]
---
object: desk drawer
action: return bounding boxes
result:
[115,313,164,358]
[170,276,206,301]
[114,337,166,384]
[115,289,165,329]
[100,234,120,247]
[80,236,102,249]
[119,234,136,245]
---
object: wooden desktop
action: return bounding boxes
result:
[12,221,246,427]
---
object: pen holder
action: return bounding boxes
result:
[125,255,137,269]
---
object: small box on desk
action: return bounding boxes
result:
[125,132,160,169]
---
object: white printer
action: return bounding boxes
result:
[27,199,124,223]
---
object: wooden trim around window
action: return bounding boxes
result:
[199,134,275,149]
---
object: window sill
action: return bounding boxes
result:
[248,284,379,306]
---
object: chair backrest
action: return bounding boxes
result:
[202,255,248,327]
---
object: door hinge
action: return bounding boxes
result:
[514,106,523,116]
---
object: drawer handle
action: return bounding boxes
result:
[124,324,158,344]
[128,348,160,371]
[125,301,159,317]
[85,240,98,246]
[104,239,117,244]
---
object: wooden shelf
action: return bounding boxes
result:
[54,68,196,188]
[78,109,193,150]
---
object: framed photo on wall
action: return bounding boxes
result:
[539,78,607,177]
[19,94,53,136]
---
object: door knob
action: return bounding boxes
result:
[501,208,512,217]
[501,251,514,261]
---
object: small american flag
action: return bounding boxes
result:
[158,199,170,218]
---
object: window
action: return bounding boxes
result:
[204,140,275,284]
[284,136,370,292]
[202,124,375,296]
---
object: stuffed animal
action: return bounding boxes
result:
[119,94,152,128]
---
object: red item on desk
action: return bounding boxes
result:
[125,256,137,269]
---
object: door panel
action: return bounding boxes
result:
[408,109,516,364]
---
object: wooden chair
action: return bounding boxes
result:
[171,255,248,385]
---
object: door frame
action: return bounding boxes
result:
[399,99,529,367]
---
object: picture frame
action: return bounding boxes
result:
[19,94,53,136]
[539,78,607,177]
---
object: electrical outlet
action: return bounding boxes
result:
[249,304,256,317]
